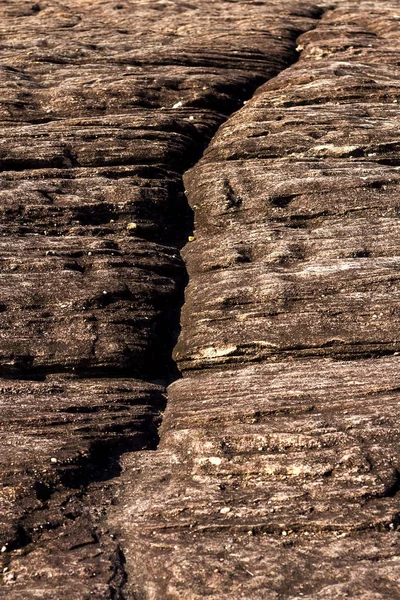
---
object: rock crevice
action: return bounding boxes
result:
[111,2,400,598]
[0,1,326,597]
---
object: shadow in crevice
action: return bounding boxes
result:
[0,10,335,598]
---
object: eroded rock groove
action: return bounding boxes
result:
[110,2,400,599]
[0,1,326,598]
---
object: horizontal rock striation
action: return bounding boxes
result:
[0,0,327,598]
[112,2,400,598]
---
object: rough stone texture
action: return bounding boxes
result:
[0,0,328,598]
[110,2,400,599]
[2,0,400,598]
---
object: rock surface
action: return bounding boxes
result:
[110,1,400,599]
[0,0,399,598]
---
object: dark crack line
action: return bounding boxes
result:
[114,8,331,599]
[0,6,330,598]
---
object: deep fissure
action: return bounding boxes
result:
[0,4,337,597]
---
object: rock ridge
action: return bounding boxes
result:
[0,1,326,597]
[111,2,400,598]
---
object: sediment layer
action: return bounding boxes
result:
[0,1,328,597]
[111,2,400,598]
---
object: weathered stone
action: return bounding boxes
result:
[0,0,329,597]
[2,0,400,597]
[110,2,400,598]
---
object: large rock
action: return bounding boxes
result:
[0,0,326,597]
[111,2,400,598]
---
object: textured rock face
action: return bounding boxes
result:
[0,0,325,597]
[110,2,400,599]
[1,0,400,598]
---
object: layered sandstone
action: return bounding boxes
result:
[0,1,329,597]
[111,2,400,599]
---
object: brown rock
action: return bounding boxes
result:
[111,2,400,598]
[0,0,327,597]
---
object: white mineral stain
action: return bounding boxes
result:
[197,345,237,359]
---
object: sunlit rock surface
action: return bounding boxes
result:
[0,0,399,598]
